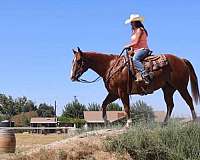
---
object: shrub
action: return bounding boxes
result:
[58,115,85,128]
[131,100,155,122]
[104,121,200,160]
[0,114,8,121]
[11,111,38,127]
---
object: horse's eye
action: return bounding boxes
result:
[77,60,82,65]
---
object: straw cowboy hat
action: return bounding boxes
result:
[125,14,144,24]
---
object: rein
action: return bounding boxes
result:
[77,76,101,83]
[76,48,128,84]
[105,48,128,82]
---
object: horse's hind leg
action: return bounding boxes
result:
[162,84,176,123]
[178,88,197,120]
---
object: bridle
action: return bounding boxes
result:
[73,56,101,83]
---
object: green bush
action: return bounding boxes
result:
[130,100,155,122]
[0,114,8,121]
[58,115,85,128]
[104,121,200,160]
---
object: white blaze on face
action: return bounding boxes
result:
[70,56,76,78]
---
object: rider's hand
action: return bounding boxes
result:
[124,44,131,50]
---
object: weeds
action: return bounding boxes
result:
[104,121,200,160]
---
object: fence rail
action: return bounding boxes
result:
[0,127,75,130]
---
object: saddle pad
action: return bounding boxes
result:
[143,54,168,71]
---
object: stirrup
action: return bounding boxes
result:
[143,75,151,84]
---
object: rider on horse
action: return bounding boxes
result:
[124,14,151,84]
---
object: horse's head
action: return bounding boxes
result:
[70,47,89,81]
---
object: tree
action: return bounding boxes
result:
[37,103,55,117]
[107,103,122,111]
[0,94,16,119]
[87,102,122,111]
[130,100,155,122]
[61,97,87,128]
[88,103,101,111]
[62,97,87,119]
[14,96,37,114]
[11,111,38,127]
[0,94,37,120]
[23,100,37,112]
[0,114,7,121]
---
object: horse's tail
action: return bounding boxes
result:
[183,59,200,104]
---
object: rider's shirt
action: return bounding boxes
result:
[131,28,148,51]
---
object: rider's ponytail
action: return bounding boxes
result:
[133,21,148,36]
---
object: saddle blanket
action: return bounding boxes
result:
[142,54,168,72]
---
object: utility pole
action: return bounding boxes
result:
[54,101,57,122]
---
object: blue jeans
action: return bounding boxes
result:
[132,49,149,75]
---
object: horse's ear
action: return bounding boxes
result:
[72,49,77,54]
[77,47,82,54]
[75,47,83,60]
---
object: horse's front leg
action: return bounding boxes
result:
[101,93,118,124]
[120,92,132,128]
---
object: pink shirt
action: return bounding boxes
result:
[131,28,148,51]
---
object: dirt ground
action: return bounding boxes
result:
[1,128,130,160]
[0,133,66,160]
[16,133,66,152]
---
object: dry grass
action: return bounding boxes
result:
[14,135,118,160]
[104,121,200,160]
[15,133,66,152]
[2,122,200,160]
[0,133,67,160]
[1,128,129,160]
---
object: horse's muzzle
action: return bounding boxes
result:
[70,76,77,82]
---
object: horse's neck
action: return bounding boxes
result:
[84,52,115,78]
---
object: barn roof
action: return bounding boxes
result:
[30,117,57,124]
[84,111,126,123]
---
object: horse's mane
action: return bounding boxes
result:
[83,51,119,60]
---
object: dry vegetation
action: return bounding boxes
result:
[15,133,66,152]
[1,133,66,160]
[105,121,200,160]
[2,122,200,160]
[1,128,129,160]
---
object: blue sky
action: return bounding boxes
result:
[0,1,200,117]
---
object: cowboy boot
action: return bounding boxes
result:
[135,72,143,82]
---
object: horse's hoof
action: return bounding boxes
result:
[160,122,168,127]
[104,120,110,127]
[193,118,200,123]
[125,126,130,130]
[122,125,130,130]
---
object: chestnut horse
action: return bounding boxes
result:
[70,47,200,127]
